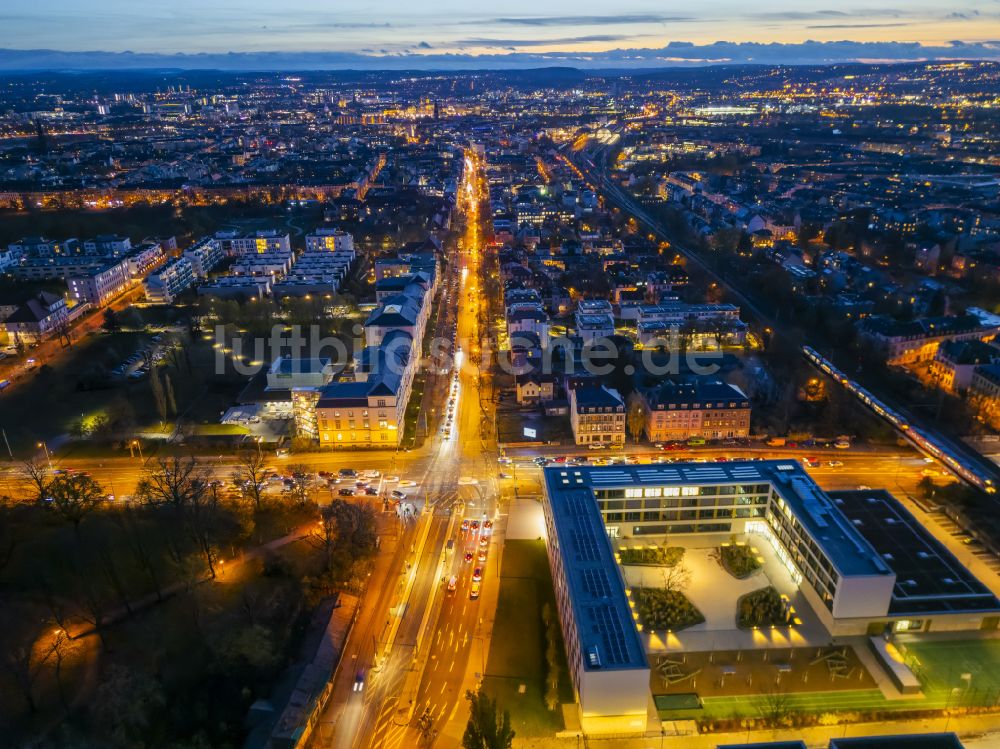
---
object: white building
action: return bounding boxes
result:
[305,228,355,255]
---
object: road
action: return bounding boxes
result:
[303,147,500,749]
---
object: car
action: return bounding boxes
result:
[471,520,480,530]
[338,468,357,478]
[383,476,400,483]
[498,457,512,465]
[447,575,458,593]
[856,485,872,491]
[461,519,471,532]
[0,380,9,391]
[464,552,474,563]
[472,567,483,582]
[588,443,606,450]
[365,487,378,496]
[338,488,355,497]
[478,549,487,563]
[827,460,844,468]
[353,670,365,692]
[390,489,407,500]
[470,581,481,599]
[715,456,729,462]
[479,537,488,548]
[399,480,417,487]
[483,520,493,532]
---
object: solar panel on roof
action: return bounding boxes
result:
[581,568,613,599]
[587,604,631,665]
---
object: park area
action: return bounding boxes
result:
[482,539,575,736]
[0,457,378,747]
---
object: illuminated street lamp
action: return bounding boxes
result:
[36,441,52,471]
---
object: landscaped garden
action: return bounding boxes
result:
[736,586,792,628]
[632,587,705,632]
[720,540,763,579]
[618,545,685,567]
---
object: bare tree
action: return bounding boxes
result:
[111,504,165,602]
[96,541,134,619]
[283,464,314,505]
[69,562,112,651]
[233,448,268,512]
[20,458,51,503]
[135,456,209,512]
[626,391,647,443]
[136,456,219,577]
[47,472,106,539]
[661,562,692,595]
[0,621,57,713]
[756,685,792,727]
[0,506,20,577]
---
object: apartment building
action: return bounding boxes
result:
[67,260,131,307]
[640,380,751,442]
[1,291,68,343]
[859,313,1000,365]
[183,237,225,278]
[569,385,625,446]
[928,339,999,393]
[305,227,355,254]
[144,257,195,304]
[215,229,291,255]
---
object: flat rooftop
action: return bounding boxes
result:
[831,490,1000,616]
[543,475,647,673]
[829,733,965,749]
[560,461,889,577]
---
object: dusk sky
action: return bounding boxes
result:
[1,0,999,67]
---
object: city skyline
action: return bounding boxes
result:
[1,0,999,68]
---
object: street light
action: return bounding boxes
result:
[36,441,52,471]
[130,439,144,462]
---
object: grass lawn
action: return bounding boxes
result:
[902,638,1000,704]
[483,539,573,737]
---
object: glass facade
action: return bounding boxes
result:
[594,483,769,535]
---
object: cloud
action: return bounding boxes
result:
[492,14,693,26]
[1,39,999,71]
[808,22,912,28]
[457,35,632,48]
[751,10,849,20]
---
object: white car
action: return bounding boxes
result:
[383,476,400,483]
[399,480,417,487]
